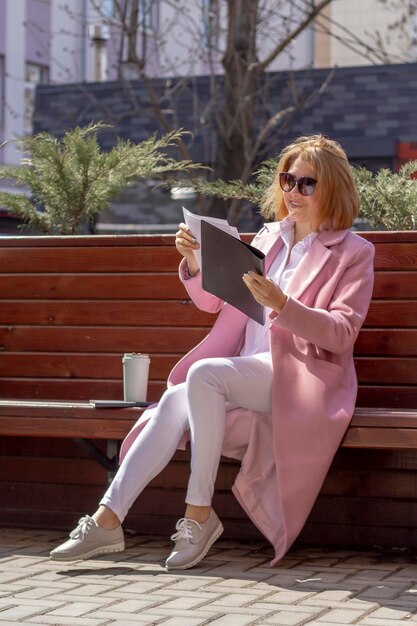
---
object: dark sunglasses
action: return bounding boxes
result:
[279,172,317,196]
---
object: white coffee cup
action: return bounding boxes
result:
[122,353,150,402]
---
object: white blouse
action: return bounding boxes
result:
[239,217,318,357]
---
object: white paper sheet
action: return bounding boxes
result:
[182,206,239,268]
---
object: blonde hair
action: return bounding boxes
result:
[260,134,360,231]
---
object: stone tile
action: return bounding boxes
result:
[359,584,409,600]
[159,618,211,625]
[13,587,61,600]
[56,583,124,597]
[47,601,114,617]
[253,603,323,616]
[29,617,110,626]
[88,621,163,626]
[368,607,413,619]
[88,609,170,623]
[312,590,353,602]
[150,596,212,610]
[309,608,369,623]
[139,607,222,619]
[165,577,223,591]
[300,597,379,610]
[1,528,417,626]
[261,611,325,625]
[354,617,410,626]
[0,605,58,620]
[206,578,257,588]
[259,589,316,604]
[202,616,259,625]
[203,592,268,607]
[47,594,113,605]
[108,579,174,594]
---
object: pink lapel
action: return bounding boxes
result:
[254,226,285,274]
[285,229,349,299]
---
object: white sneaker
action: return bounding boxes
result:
[50,515,125,561]
[165,510,223,570]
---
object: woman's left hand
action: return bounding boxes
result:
[242,272,288,312]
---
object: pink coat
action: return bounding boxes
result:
[120,225,375,565]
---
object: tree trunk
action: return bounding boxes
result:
[209,0,260,220]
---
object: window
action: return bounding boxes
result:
[24,63,49,134]
[101,0,158,31]
[0,56,4,129]
[201,0,219,50]
[138,0,156,32]
[103,1,156,29]
[102,0,115,19]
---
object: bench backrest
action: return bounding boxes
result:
[0,232,416,408]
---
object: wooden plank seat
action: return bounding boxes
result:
[1,401,417,450]
[0,231,416,548]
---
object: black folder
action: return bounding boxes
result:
[201,220,265,324]
[89,400,153,408]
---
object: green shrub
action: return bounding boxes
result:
[352,162,417,230]
[183,159,417,230]
[0,123,202,235]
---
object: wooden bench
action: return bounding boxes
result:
[0,231,416,549]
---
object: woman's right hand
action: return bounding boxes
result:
[175,223,200,277]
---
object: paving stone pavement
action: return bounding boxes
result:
[1,528,417,626]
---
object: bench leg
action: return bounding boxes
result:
[106,440,119,485]
[72,438,119,485]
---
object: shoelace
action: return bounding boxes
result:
[170,517,202,543]
[69,515,94,539]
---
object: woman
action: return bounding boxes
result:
[50,134,374,569]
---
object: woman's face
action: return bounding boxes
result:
[281,156,320,227]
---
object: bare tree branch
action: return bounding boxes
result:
[70,0,407,223]
[251,0,333,73]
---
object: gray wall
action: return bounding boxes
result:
[34,62,417,170]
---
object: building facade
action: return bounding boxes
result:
[0,0,106,166]
[316,0,414,68]
[0,0,415,168]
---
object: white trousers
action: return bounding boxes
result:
[100,353,273,522]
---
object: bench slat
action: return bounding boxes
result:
[0,379,166,401]
[374,243,417,269]
[0,401,136,438]
[342,427,417,448]
[351,408,417,425]
[0,273,187,300]
[322,468,417,498]
[1,401,417,441]
[1,271,416,301]
[0,326,209,353]
[1,326,415,356]
[1,240,416,270]
[354,329,417,356]
[2,381,414,407]
[354,357,417,384]
[2,353,416,385]
[0,300,214,327]
[0,353,178,380]
[2,299,417,327]
[372,272,417,298]
[356,386,417,409]
[0,246,181,272]
[364,300,417,327]
[0,416,133,438]
[0,456,107,485]
[0,234,178,247]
